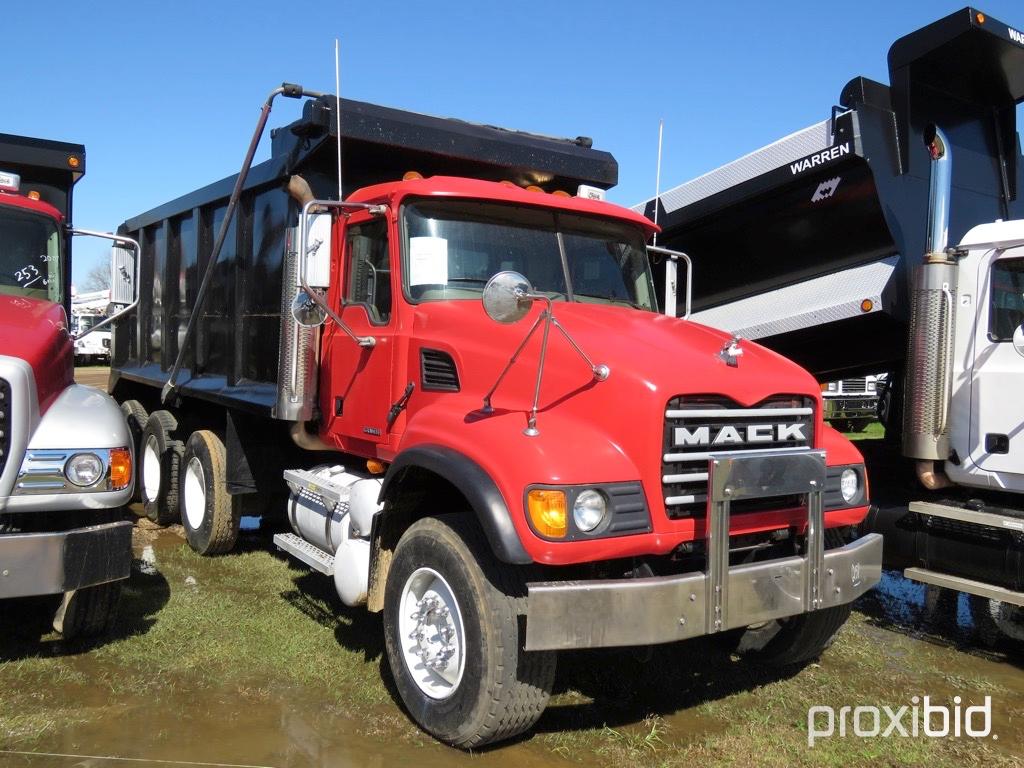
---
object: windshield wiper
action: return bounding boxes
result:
[574,293,642,310]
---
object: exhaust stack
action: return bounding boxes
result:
[902,125,956,487]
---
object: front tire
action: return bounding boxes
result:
[180,430,239,555]
[383,515,555,748]
[53,582,122,639]
[970,595,1024,646]
[731,603,852,667]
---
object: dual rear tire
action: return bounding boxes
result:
[180,430,239,555]
[129,406,240,555]
[140,411,183,525]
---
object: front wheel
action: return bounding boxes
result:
[53,581,123,639]
[970,595,1024,646]
[383,515,556,748]
[730,603,852,667]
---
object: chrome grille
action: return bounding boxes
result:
[839,377,867,393]
[662,395,815,519]
[0,378,9,479]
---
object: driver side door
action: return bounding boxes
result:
[969,248,1024,477]
[320,213,398,447]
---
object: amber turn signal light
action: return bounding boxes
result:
[860,298,874,313]
[528,489,568,538]
[109,447,132,491]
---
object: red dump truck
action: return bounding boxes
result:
[109,90,881,746]
[0,134,137,638]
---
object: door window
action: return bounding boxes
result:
[346,218,391,324]
[989,258,1024,342]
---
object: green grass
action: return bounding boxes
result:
[1,528,1020,767]
[841,421,885,441]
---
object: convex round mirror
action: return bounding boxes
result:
[291,289,328,328]
[482,271,534,324]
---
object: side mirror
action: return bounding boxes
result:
[69,229,141,340]
[291,289,327,328]
[299,212,332,289]
[647,245,692,319]
[1013,323,1024,358]
[482,271,534,324]
[110,242,136,306]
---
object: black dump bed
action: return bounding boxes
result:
[111,96,618,415]
[638,7,1024,379]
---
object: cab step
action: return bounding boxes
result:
[283,468,351,507]
[273,532,335,575]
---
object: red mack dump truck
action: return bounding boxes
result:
[109,90,881,746]
[636,8,1024,640]
[0,134,137,638]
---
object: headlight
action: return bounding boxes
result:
[572,489,607,532]
[827,382,837,392]
[65,453,104,486]
[840,468,859,503]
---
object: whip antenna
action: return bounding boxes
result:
[335,38,343,200]
[653,119,664,245]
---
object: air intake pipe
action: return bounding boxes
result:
[902,125,956,490]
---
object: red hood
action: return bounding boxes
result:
[411,300,821,412]
[0,294,73,413]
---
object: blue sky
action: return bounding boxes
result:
[5,0,1024,285]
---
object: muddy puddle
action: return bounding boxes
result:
[2,524,1023,767]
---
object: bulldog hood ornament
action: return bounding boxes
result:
[719,334,744,368]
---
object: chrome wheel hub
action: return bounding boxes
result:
[398,567,466,699]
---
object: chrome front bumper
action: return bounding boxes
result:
[0,520,133,599]
[525,450,882,651]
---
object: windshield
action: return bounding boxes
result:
[74,314,103,333]
[0,204,62,303]
[402,200,656,310]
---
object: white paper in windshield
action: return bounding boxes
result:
[409,236,449,286]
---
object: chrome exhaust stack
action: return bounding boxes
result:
[902,125,956,488]
[275,175,321,422]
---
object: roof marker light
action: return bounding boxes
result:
[525,185,544,193]
[27,190,41,201]
[402,171,423,180]
[67,155,81,169]
[0,170,20,192]
[860,298,874,313]
[576,184,606,201]
[976,12,985,23]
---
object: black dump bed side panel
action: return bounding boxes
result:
[111,97,618,415]
[642,7,1024,378]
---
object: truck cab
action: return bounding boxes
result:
[946,222,1024,492]
[0,134,135,639]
